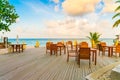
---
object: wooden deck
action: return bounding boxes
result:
[0,47,120,80]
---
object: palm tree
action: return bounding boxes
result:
[87,32,101,48]
[112,0,120,27]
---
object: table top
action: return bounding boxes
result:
[57,44,65,47]
[105,45,116,48]
[10,44,27,45]
[90,48,97,50]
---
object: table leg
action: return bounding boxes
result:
[16,45,18,52]
[111,47,113,57]
[22,45,23,52]
[60,47,61,55]
[64,46,66,54]
[95,51,97,65]
[108,47,110,57]
[77,54,80,64]
[19,45,20,53]
[12,45,14,53]
[50,49,52,55]
[92,51,94,62]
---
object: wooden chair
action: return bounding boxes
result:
[57,42,66,55]
[78,47,91,68]
[66,41,73,50]
[96,44,102,55]
[100,42,106,46]
[114,44,120,57]
[50,44,58,56]
[66,42,77,62]
[80,42,88,48]
[22,41,26,50]
[98,42,108,56]
[46,42,53,54]
[0,43,5,49]
[57,42,65,50]
[35,41,40,48]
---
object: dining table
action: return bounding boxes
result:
[10,44,26,53]
[90,48,97,65]
[57,44,66,55]
[104,45,115,57]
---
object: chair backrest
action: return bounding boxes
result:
[0,43,5,49]
[98,43,106,51]
[35,41,40,48]
[115,44,120,53]
[73,40,77,46]
[46,42,53,50]
[114,39,119,46]
[97,44,102,51]
[22,41,26,49]
[50,44,57,51]
[100,42,106,46]
[100,42,107,51]
[73,40,78,50]
[66,41,73,49]
[57,42,63,45]
[96,44,100,49]
[61,40,64,45]
[80,42,88,48]
[79,47,90,59]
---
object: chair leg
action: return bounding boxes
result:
[77,55,80,67]
[50,50,52,56]
[78,59,80,68]
[99,50,100,56]
[75,56,77,61]
[116,53,117,57]
[56,51,57,56]
[89,59,91,68]
[102,51,105,56]
[54,51,55,55]
[67,55,69,62]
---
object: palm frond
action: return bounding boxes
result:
[87,32,101,44]
[97,34,101,38]
[115,6,120,12]
[112,13,120,19]
[116,0,120,3]
[113,19,120,27]
[90,32,93,38]
[86,36,91,39]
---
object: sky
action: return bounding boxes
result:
[2,0,120,38]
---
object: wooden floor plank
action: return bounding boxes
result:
[0,47,120,80]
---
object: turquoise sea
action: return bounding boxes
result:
[6,38,114,47]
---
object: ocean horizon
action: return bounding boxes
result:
[2,38,115,47]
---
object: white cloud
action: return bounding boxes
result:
[45,20,59,28]
[62,0,99,16]
[5,0,119,38]
[5,16,119,38]
[44,13,119,38]
[102,0,118,13]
